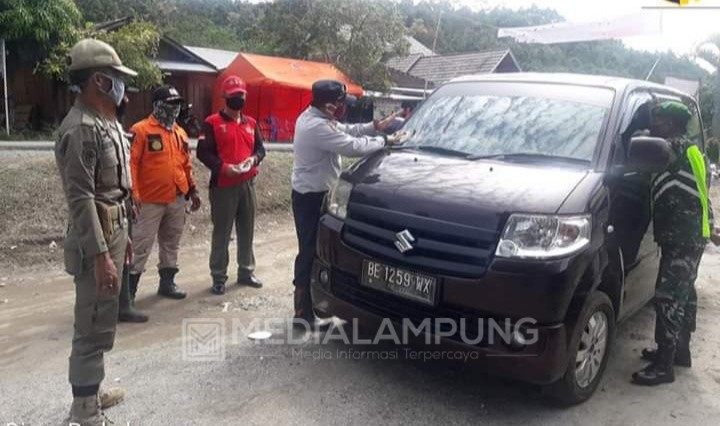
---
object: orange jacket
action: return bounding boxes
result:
[130,116,196,204]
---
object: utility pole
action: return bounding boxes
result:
[1,38,9,136]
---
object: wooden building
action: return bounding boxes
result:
[3,18,222,130]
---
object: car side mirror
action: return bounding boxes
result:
[626,136,671,174]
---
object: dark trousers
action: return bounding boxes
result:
[209,181,257,282]
[292,190,327,289]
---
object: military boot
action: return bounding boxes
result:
[118,273,148,323]
[632,345,676,386]
[158,267,186,299]
[640,329,692,367]
[66,395,114,426]
[99,387,125,410]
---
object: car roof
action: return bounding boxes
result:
[447,72,692,99]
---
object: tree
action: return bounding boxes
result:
[0,0,161,89]
[697,38,720,138]
[0,0,81,65]
[73,0,170,24]
[160,0,273,53]
[259,0,408,90]
[94,22,162,89]
[38,21,162,90]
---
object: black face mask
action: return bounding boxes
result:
[226,97,245,111]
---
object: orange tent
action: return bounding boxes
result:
[213,53,363,142]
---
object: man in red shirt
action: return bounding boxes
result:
[197,75,266,295]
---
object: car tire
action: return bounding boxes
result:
[545,291,615,405]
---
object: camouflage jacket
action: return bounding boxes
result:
[652,136,713,247]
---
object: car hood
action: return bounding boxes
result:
[347,150,590,232]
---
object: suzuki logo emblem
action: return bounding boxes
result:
[394,229,416,254]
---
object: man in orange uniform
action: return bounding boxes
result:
[129,85,202,305]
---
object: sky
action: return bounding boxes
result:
[459,0,720,55]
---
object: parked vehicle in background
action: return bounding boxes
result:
[311,73,705,404]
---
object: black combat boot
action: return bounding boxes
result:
[158,267,187,299]
[640,329,692,368]
[118,273,149,323]
[632,345,676,386]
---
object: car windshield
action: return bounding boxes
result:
[402,82,615,164]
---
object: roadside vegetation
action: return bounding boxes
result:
[0,151,295,269]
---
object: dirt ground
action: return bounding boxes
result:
[1,218,720,425]
[1,153,720,425]
[0,150,294,269]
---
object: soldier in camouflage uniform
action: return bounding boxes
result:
[632,101,718,386]
[56,39,136,424]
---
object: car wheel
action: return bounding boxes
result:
[545,291,615,405]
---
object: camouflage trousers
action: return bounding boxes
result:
[654,244,705,350]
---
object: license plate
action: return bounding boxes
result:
[361,260,437,306]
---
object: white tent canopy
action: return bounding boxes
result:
[498,12,662,45]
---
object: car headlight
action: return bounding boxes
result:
[327,178,353,220]
[495,214,591,259]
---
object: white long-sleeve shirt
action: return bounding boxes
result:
[291,106,386,194]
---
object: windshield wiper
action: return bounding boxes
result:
[393,145,471,158]
[466,152,590,164]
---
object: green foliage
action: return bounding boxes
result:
[163,16,244,51]
[94,22,162,89]
[73,0,167,23]
[5,0,714,121]
[0,0,160,89]
[0,0,81,46]
[37,22,162,90]
[259,0,408,90]
[0,0,81,66]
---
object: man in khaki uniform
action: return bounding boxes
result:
[55,38,136,425]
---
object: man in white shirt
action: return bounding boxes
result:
[291,80,402,323]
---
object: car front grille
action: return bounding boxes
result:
[341,202,498,278]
